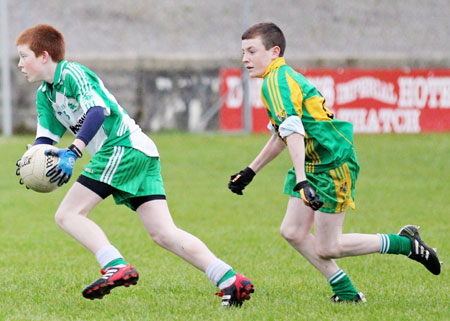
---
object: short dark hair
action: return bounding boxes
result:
[16,24,65,62]
[242,22,286,56]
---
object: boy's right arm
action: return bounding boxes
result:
[228,135,285,195]
[249,135,286,172]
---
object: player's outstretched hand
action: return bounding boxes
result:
[293,180,323,211]
[228,167,255,195]
[15,144,32,189]
[45,144,82,187]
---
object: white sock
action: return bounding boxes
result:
[95,245,124,268]
[205,259,233,287]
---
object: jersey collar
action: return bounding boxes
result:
[262,57,286,78]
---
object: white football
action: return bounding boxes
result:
[18,144,60,193]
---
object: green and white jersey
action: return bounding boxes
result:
[261,57,356,173]
[35,60,159,157]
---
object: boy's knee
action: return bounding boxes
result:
[54,209,72,228]
[148,227,177,248]
[280,225,304,244]
[54,207,87,227]
[149,233,165,247]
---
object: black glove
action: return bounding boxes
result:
[293,180,323,211]
[45,144,82,186]
[15,144,32,189]
[228,167,256,195]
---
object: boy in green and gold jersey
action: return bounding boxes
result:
[229,22,441,302]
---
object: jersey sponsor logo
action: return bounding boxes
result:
[69,112,87,134]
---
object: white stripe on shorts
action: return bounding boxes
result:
[100,146,125,184]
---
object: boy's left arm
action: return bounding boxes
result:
[45,106,105,187]
[286,133,306,183]
[286,133,323,211]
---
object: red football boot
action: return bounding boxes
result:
[82,264,139,300]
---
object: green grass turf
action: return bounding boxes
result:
[0,133,448,321]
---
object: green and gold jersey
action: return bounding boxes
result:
[261,58,356,173]
[35,60,158,157]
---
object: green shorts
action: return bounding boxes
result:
[82,146,165,210]
[283,156,359,214]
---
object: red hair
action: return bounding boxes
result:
[16,24,65,62]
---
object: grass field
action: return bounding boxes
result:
[0,133,448,321]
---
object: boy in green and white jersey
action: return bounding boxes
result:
[228,22,441,303]
[35,59,158,159]
[15,24,254,306]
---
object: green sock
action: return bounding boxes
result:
[217,269,236,287]
[378,233,411,255]
[104,258,127,270]
[328,269,358,300]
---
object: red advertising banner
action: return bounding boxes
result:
[219,68,450,133]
